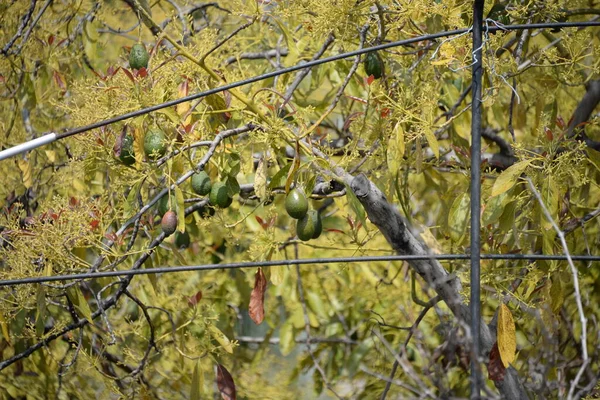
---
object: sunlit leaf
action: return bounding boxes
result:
[491,160,530,197]
[497,304,516,367]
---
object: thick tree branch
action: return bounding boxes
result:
[348,172,529,399]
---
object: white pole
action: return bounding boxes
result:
[0,133,57,161]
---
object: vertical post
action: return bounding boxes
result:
[470,0,485,398]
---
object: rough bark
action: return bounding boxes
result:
[349,173,529,400]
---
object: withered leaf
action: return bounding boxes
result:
[216,364,236,400]
[249,267,267,324]
[488,341,506,382]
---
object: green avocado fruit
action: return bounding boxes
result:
[209,182,231,208]
[119,135,135,165]
[309,210,322,239]
[296,211,317,241]
[191,171,212,196]
[364,51,384,79]
[285,188,308,219]
[197,204,215,219]
[175,231,190,249]
[129,43,149,70]
[157,193,175,216]
[144,128,167,160]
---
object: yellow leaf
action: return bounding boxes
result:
[208,324,234,354]
[17,160,32,189]
[387,122,405,174]
[175,186,185,233]
[491,160,530,197]
[0,313,11,345]
[133,126,144,165]
[270,267,284,285]
[497,304,516,367]
[45,150,56,163]
[431,58,453,66]
[255,157,267,201]
[423,128,439,159]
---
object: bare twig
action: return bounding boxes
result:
[526,177,588,400]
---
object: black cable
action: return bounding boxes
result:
[0,253,597,287]
[52,21,600,141]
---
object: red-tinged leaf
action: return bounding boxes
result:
[255,216,270,230]
[380,107,391,118]
[488,342,506,382]
[187,291,203,307]
[556,116,565,130]
[249,268,267,324]
[113,125,128,157]
[69,197,79,207]
[0,75,5,84]
[178,79,189,97]
[90,219,100,230]
[216,364,236,400]
[346,215,355,231]
[137,67,148,78]
[343,94,368,104]
[104,233,118,242]
[52,71,66,91]
[223,90,232,108]
[121,68,135,82]
[544,127,553,141]
[325,228,345,234]
[367,75,375,85]
[47,35,55,45]
[343,111,364,131]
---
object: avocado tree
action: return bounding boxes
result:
[0,1,599,399]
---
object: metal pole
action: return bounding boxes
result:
[470,0,485,398]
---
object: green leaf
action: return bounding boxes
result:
[306,291,327,319]
[190,360,203,400]
[345,184,367,228]
[448,192,470,243]
[268,163,291,189]
[491,160,530,197]
[279,321,295,356]
[175,186,185,233]
[35,287,46,337]
[66,286,93,323]
[208,324,233,354]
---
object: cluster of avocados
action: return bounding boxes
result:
[285,188,322,241]
[123,43,326,245]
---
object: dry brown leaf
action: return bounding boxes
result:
[216,364,236,400]
[488,341,506,382]
[249,268,267,324]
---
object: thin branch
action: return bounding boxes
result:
[525,177,589,400]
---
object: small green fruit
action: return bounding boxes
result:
[119,135,135,165]
[129,43,149,70]
[364,51,384,79]
[309,210,322,239]
[209,182,231,208]
[296,212,316,241]
[144,128,167,160]
[285,188,308,219]
[191,171,212,196]
[157,193,175,216]
[175,231,190,248]
[161,210,177,236]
